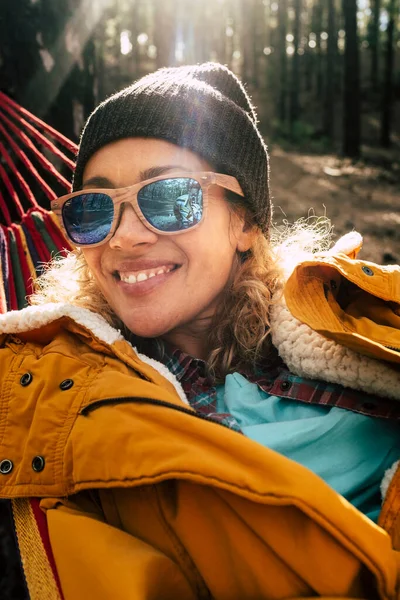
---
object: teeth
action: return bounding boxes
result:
[119,266,174,284]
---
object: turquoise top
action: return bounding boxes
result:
[216,373,400,523]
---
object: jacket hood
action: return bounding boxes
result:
[271,231,400,403]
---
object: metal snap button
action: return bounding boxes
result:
[0,459,13,475]
[20,372,33,386]
[362,266,374,277]
[59,379,74,391]
[280,381,292,391]
[32,456,45,472]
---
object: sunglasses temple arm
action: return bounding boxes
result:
[222,182,244,197]
[213,174,244,197]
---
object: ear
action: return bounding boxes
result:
[231,208,257,252]
[236,226,257,252]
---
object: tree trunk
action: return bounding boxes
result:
[252,0,264,88]
[289,0,301,132]
[342,0,360,158]
[0,0,41,103]
[369,0,381,91]
[381,0,397,147]
[314,1,324,98]
[128,0,140,80]
[241,0,256,84]
[323,0,337,141]
[154,0,176,68]
[225,6,235,70]
[277,0,288,124]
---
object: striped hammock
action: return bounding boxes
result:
[0,93,78,598]
[0,92,75,313]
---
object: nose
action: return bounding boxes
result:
[109,204,158,250]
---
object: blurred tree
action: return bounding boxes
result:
[127,0,140,78]
[303,4,314,93]
[242,0,257,85]
[277,0,288,124]
[194,4,209,64]
[1,0,399,155]
[369,0,381,91]
[290,0,302,132]
[225,5,236,70]
[342,0,360,157]
[381,0,398,146]
[154,0,176,68]
[0,0,41,100]
[324,0,337,141]
[312,0,324,98]
[20,0,99,141]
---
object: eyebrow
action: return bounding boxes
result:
[82,165,193,189]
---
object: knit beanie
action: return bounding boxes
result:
[73,62,271,233]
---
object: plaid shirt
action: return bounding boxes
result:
[164,349,400,432]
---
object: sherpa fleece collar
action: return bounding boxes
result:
[0,303,188,406]
[1,296,399,407]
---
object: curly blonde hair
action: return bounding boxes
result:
[31,216,333,380]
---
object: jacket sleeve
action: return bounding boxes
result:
[40,495,198,600]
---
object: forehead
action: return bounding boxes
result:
[83,137,213,187]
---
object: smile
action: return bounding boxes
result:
[116,264,179,284]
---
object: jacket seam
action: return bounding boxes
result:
[151,484,210,599]
[71,473,394,596]
[0,352,25,448]
[54,367,106,487]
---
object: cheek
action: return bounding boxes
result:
[184,225,237,289]
[81,248,106,287]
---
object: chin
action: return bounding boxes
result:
[118,315,174,340]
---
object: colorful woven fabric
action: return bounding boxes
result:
[21,222,42,275]
[0,93,76,600]
[43,211,71,254]
[17,224,36,284]
[0,92,75,312]
[5,229,18,311]
[8,228,27,309]
[12,225,34,298]
[31,211,60,257]
[0,226,9,312]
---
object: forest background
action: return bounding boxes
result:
[0,0,399,266]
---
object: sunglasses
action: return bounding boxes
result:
[51,172,244,247]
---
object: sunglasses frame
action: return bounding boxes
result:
[52,171,244,248]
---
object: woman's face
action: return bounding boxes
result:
[81,138,253,348]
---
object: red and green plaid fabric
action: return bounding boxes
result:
[165,348,400,426]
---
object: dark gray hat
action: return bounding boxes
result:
[73,62,271,233]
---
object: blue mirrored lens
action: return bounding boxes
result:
[62,193,114,244]
[137,178,203,232]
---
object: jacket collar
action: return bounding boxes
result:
[0,302,188,406]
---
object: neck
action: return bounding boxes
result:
[162,318,212,360]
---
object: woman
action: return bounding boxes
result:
[0,63,400,599]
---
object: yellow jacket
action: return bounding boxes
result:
[1,242,400,599]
